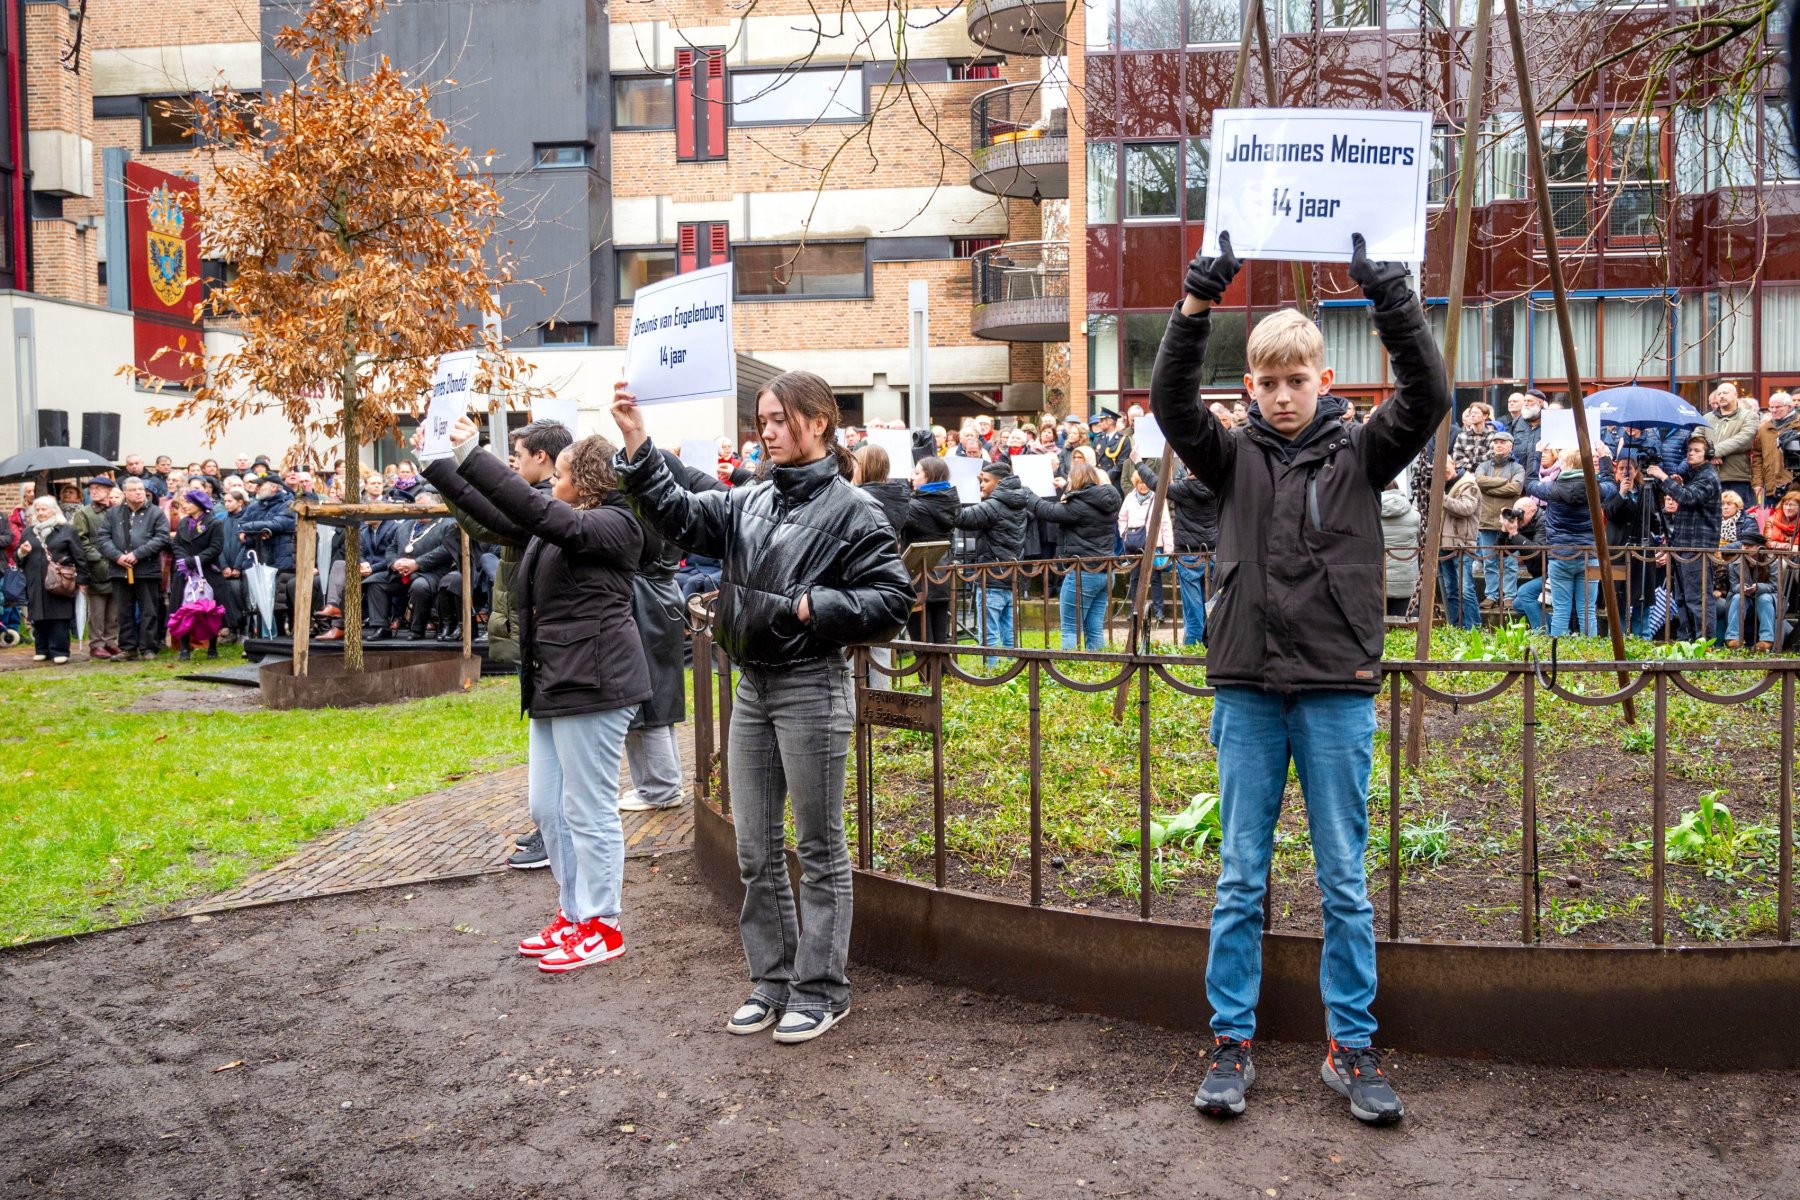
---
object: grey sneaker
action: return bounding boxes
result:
[727,998,781,1035]
[1194,1036,1255,1117]
[507,828,549,870]
[772,1008,847,1044]
[1322,1039,1404,1125]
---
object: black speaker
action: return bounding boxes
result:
[37,409,69,448]
[81,411,121,462]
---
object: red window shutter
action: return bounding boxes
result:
[678,224,698,274]
[704,52,727,159]
[709,222,729,267]
[675,49,697,162]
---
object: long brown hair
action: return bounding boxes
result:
[764,370,854,476]
[1066,460,1104,493]
[856,443,891,483]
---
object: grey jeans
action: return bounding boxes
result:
[624,723,684,807]
[729,656,856,1014]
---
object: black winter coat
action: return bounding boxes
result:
[98,502,171,578]
[1133,461,1219,552]
[1026,481,1121,560]
[900,485,959,550]
[616,440,913,668]
[860,478,912,539]
[436,448,650,719]
[22,522,83,622]
[235,489,297,570]
[171,517,224,577]
[1151,298,1449,694]
[954,475,1032,564]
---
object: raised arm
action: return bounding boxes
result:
[1151,237,1240,493]
[613,437,734,561]
[456,448,641,563]
[1351,235,1452,489]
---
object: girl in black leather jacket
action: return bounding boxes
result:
[612,371,912,1044]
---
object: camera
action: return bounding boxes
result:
[1500,507,1522,521]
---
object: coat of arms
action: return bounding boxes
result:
[146,184,188,307]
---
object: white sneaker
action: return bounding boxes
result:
[32,654,47,662]
[727,998,781,1035]
[772,1007,848,1044]
[51,656,68,665]
[619,790,680,812]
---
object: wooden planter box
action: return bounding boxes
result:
[258,649,481,710]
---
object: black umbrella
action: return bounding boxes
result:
[0,445,116,482]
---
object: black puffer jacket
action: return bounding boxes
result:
[901,484,959,550]
[435,448,650,719]
[860,478,912,539]
[1152,296,1448,694]
[954,475,1032,563]
[616,440,913,668]
[1026,480,1121,560]
[1133,461,1219,551]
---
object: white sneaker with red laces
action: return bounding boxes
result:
[518,910,576,957]
[537,916,625,973]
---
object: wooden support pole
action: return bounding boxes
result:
[1408,0,1492,764]
[292,513,314,678]
[460,529,473,660]
[1504,0,1635,717]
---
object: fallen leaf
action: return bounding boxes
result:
[152,735,168,744]
[212,1060,243,1073]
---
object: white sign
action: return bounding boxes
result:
[1536,408,1603,453]
[420,349,478,462]
[1013,453,1057,498]
[532,395,579,434]
[947,455,985,504]
[1203,107,1433,264]
[625,262,737,406]
[1134,414,1167,459]
[679,439,720,474]
[865,427,915,467]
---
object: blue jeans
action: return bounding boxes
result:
[1474,529,1518,605]
[1176,556,1208,647]
[1438,550,1478,628]
[1059,568,1108,650]
[528,704,638,923]
[980,579,1016,665]
[1546,556,1598,636]
[1718,586,1776,645]
[1512,575,1548,632]
[1207,687,1380,1047]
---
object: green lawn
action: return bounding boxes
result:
[0,649,525,944]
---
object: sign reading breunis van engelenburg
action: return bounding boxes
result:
[625,261,737,406]
[1201,108,1433,264]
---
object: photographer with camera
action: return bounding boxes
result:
[1605,454,1667,638]
[1498,497,1548,631]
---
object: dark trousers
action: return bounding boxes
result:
[32,617,71,658]
[909,597,951,643]
[368,571,437,633]
[1671,555,1707,640]
[277,570,321,635]
[118,575,165,652]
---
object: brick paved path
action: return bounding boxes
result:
[188,724,698,914]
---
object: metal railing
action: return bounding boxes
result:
[970,81,1066,152]
[969,239,1069,306]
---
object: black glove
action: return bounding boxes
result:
[1183,232,1240,305]
[1348,232,1412,312]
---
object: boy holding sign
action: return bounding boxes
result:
[1152,232,1448,1125]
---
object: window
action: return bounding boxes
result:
[1600,296,1670,380]
[1427,126,1456,205]
[1321,303,1386,385]
[1764,101,1800,183]
[1186,0,1242,44]
[1283,0,1314,31]
[617,248,676,302]
[613,76,674,129]
[1124,142,1179,219]
[143,96,195,150]
[1088,314,1120,391]
[678,222,730,273]
[1118,0,1181,48]
[534,143,590,169]
[731,68,865,126]
[1321,0,1379,29]
[953,236,1004,258]
[735,242,867,298]
[950,60,1003,81]
[1086,0,1117,47]
[1539,119,1592,238]
[201,259,237,313]
[1762,289,1800,372]
[1124,313,1170,388]
[1185,137,1210,219]
[541,322,594,346]
[1386,0,1443,29]
[1604,116,1663,241]
[676,47,727,162]
[1425,302,1488,381]
[1087,142,1119,224]
[1479,112,1528,203]
[1530,297,1597,381]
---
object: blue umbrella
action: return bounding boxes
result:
[1582,385,1704,429]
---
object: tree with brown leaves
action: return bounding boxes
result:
[145,0,539,670]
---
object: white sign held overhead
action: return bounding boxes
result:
[420,348,479,462]
[1013,453,1057,498]
[1134,415,1167,459]
[532,396,579,434]
[865,427,915,468]
[1202,108,1433,264]
[947,455,985,504]
[624,262,737,406]
[1536,408,1604,454]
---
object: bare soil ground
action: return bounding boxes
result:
[2,860,1795,1199]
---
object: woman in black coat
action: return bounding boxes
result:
[1025,460,1122,650]
[431,417,652,976]
[18,496,83,663]
[901,455,959,643]
[854,443,912,535]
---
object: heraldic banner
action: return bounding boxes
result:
[124,160,203,386]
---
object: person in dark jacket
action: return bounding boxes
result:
[902,456,959,643]
[366,509,458,640]
[316,473,398,642]
[1129,452,1219,646]
[235,477,306,635]
[1522,447,1620,638]
[433,419,651,975]
[954,458,1031,665]
[1604,456,1664,638]
[72,477,120,660]
[1025,459,1120,649]
[611,370,912,1044]
[169,490,226,659]
[1153,232,1448,1125]
[1647,433,1722,640]
[214,488,251,639]
[855,443,911,535]
[18,496,83,663]
[99,476,172,658]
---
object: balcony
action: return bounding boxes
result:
[969,83,1069,201]
[966,0,1067,56]
[970,240,1069,342]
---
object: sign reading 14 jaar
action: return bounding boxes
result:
[1201,108,1433,265]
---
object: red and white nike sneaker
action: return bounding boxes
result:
[518,910,576,958]
[537,917,625,973]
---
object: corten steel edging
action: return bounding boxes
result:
[694,800,1800,1069]
[257,649,479,710]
